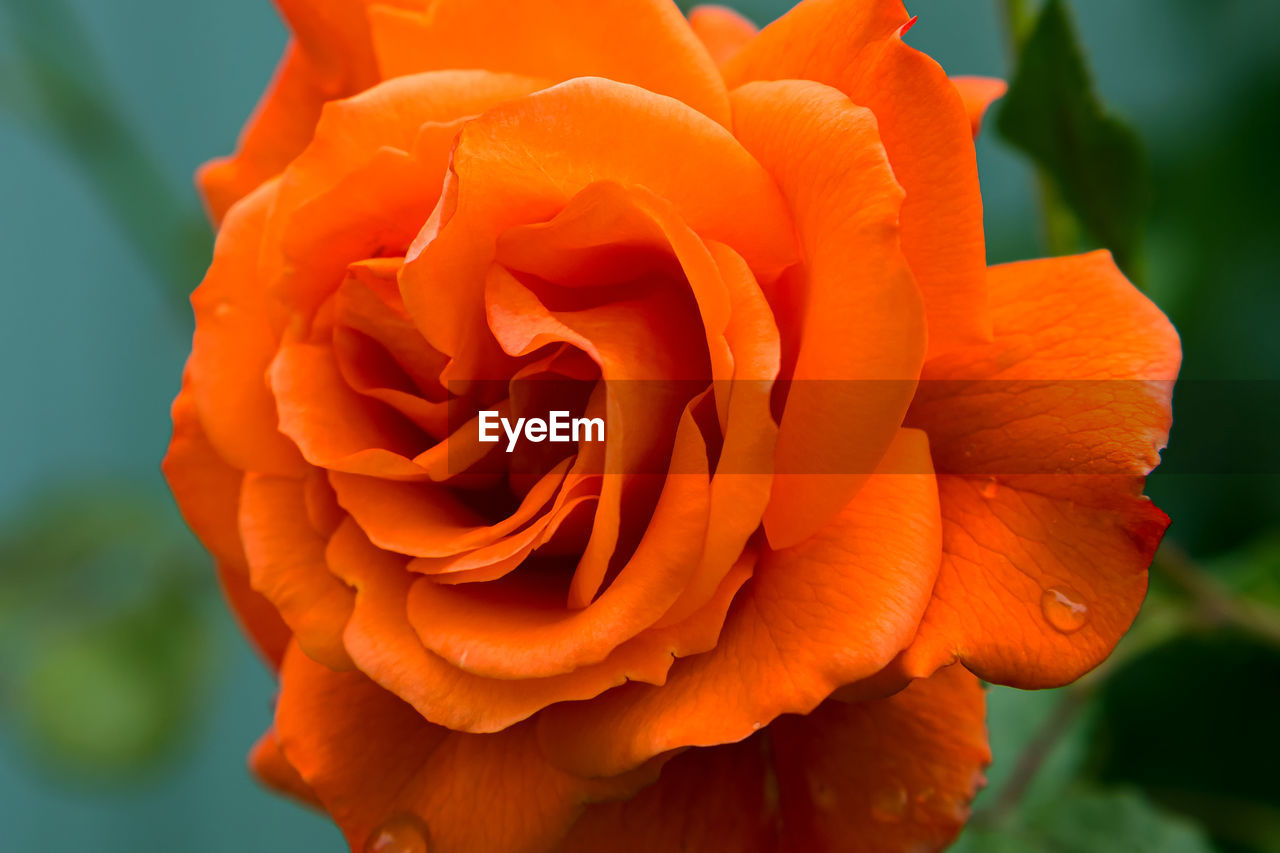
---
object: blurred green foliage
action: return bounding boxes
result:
[997,0,1147,276]
[0,486,215,777]
[959,788,1217,853]
[968,2,1280,850]
[0,0,210,321]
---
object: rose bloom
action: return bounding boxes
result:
[164,0,1180,851]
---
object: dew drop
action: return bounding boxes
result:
[980,478,999,499]
[870,782,909,823]
[1040,586,1089,633]
[365,814,430,853]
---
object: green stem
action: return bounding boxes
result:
[0,0,209,327]
[1155,543,1280,649]
[977,680,1094,827]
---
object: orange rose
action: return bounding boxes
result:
[164,1,1180,851]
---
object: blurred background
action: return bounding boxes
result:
[0,0,1277,850]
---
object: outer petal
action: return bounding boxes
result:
[367,0,731,126]
[266,69,546,254]
[165,383,246,567]
[164,384,292,668]
[951,75,1007,137]
[274,643,661,853]
[688,5,758,68]
[903,251,1181,686]
[726,0,991,358]
[188,179,306,476]
[770,664,989,853]
[273,0,378,89]
[554,737,778,853]
[554,665,988,853]
[199,0,380,220]
[239,474,356,670]
[198,44,327,223]
[730,80,925,548]
[248,727,321,809]
[538,430,941,778]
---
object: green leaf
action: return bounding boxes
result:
[0,483,219,778]
[996,0,1148,275]
[956,789,1216,853]
[16,581,213,775]
[1089,632,1280,851]
[974,684,1094,814]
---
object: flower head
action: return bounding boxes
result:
[165,2,1179,850]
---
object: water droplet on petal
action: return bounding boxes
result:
[1041,586,1089,633]
[365,814,430,853]
[751,721,763,731]
[870,781,909,823]
[980,478,999,499]
[214,299,233,319]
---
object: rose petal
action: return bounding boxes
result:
[165,381,246,566]
[165,370,293,669]
[271,342,433,479]
[405,404,713,679]
[272,70,544,219]
[769,664,989,852]
[214,560,293,670]
[197,44,327,223]
[188,179,306,476]
[553,664,987,853]
[485,264,712,607]
[554,736,777,853]
[274,642,664,853]
[655,241,779,627]
[248,727,322,809]
[538,429,941,778]
[329,458,570,558]
[367,0,731,126]
[902,251,1180,686]
[496,182,736,391]
[952,75,1008,137]
[407,493,597,585]
[400,77,796,390]
[726,0,992,357]
[341,258,442,379]
[730,80,925,548]
[199,0,384,219]
[253,72,547,327]
[688,6,759,68]
[239,474,355,669]
[332,519,749,732]
[274,0,378,88]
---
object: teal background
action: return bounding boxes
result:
[1,1,1277,851]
